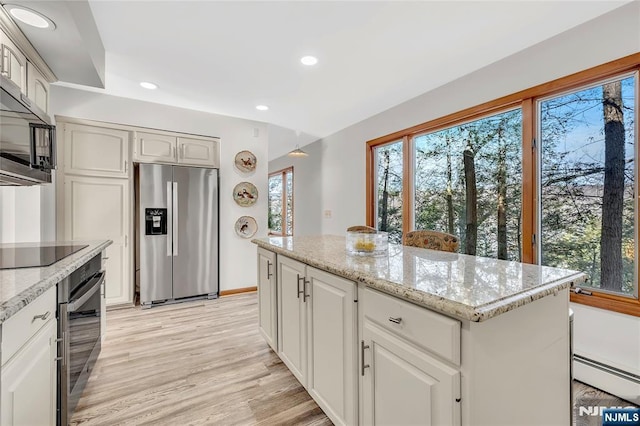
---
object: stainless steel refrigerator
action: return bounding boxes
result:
[138,164,219,306]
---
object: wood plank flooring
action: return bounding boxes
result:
[70,293,331,426]
[71,292,635,426]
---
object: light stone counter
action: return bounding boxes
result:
[252,235,587,322]
[0,240,112,324]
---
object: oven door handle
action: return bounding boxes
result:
[67,272,105,312]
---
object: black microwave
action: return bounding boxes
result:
[0,73,55,186]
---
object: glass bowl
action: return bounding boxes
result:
[346,230,389,256]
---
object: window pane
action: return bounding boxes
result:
[375,141,403,243]
[414,109,523,260]
[285,170,293,236]
[540,75,636,296]
[268,174,283,234]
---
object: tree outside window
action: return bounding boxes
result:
[268,168,294,236]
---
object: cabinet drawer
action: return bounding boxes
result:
[2,286,56,365]
[362,287,460,365]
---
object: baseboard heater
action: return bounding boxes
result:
[574,354,640,385]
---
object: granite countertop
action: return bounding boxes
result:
[0,240,112,324]
[252,235,587,322]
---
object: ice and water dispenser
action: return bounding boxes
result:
[145,208,168,235]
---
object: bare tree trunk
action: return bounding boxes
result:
[516,209,522,262]
[600,81,625,291]
[379,150,390,232]
[497,130,508,260]
[446,143,455,234]
[463,145,477,255]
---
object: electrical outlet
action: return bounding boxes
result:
[324,210,332,219]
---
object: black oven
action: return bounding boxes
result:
[57,254,104,425]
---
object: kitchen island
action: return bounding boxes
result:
[252,235,587,426]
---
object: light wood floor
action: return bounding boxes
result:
[70,293,331,426]
[71,292,634,426]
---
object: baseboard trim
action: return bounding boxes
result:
[220,286,257,297]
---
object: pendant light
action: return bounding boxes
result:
[287,144,308,158]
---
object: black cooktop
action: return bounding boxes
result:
[0,244,89,269]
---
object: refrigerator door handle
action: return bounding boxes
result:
[167,181,172,257]
[173,181,179,256]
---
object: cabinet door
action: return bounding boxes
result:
[306,267,357,426]
[277,256,307,386]
[27,62,49,113]
[1,319,56,426]
[65,175,132,305]
[362,320,461,426]
[177,137,218,167]
[134,132,177,163]
[257,247,277,351]
[0,31,26,93]
[63,123,130,178]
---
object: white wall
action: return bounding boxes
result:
[268,135,323,236]
[50,86,269,292]
[0,186,43,243]
[269,0,640,395]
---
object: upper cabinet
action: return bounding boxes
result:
[134,131,219,168]
[26,62,49,113]
[0,29,26,93]
[63,123,130,178]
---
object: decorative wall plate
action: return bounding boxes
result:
[233,182,258,206]
[234,150,257,173]
[235,216,257,238]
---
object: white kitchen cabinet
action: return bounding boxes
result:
[277,255,308,385]
[63,123,130,178]
[275,253,358,426]
[360,287,461,426]
[361,320,460,426]
[306,267,357,426]
[134,132,177,164]
[134,132,219,167]
[1,288,57,426]
[177,137,218,167]
[26,61,49,113]
[257,247,277,351]
[64,175,132,305]
[0,29,26,93]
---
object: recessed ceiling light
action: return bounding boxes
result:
[300,56,318,66]
[140,81,158,90]
[4,4,55,29]
[256,105,269,111]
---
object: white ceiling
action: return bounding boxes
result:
[12,1,634,153]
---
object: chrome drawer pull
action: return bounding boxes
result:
[388,316,402,324]
[361,340,370,376]
[32,311,51,322]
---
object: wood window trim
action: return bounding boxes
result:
[268,166,294,237]
[366,52,640,317]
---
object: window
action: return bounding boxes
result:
[366,53,640,316]
[413,108,522,260]
[268,167,293,236]
[539,74,636,297]
[374,141,403,243]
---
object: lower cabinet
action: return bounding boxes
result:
[361,320,460,426]
[257,247,277,351]
[277,255,308,384]
[276,254,358,426]
[1,317,57,426]
[306,267,358,426]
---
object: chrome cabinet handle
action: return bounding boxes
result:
[296,274,304,298]
[32,311,51,322]
[361,340,370,376]
[303,278,310,301]
[388,316,402,324]
[267,261,273,279]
